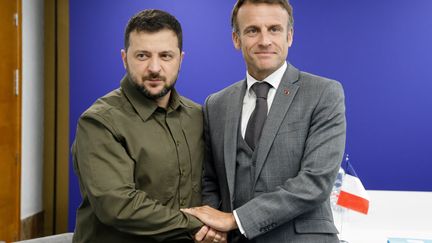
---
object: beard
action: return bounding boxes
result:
[127,69,178,100]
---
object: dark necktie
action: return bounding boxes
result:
[245,82,271,150]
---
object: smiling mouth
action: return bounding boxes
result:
[255,52,276,59]
[255,51,276,55]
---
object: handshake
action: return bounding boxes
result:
[182,206,238,243]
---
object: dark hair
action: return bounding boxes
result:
[231,0,294,33]
[124,9,183,51]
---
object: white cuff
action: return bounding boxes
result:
[233,210,247,237]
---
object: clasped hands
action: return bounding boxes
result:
[182,205,238,243]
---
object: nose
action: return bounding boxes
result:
[258,31,272,47]
[148,57,161,73]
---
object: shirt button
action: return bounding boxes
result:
[180,199,185,206]
[176,140,180,147]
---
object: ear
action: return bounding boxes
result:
[232,31,241,50]
[287,28,294,47]
[180,51,185,63]
[121,49,127,69]
[179,51,185,69]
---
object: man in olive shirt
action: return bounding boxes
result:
[72,9,209,243]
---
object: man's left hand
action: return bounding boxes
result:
[193,225,227,243]
[182,205,237,232]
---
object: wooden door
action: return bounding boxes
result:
[0,0,21,241]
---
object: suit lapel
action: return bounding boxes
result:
[224,81,247,202]
[254,64,300,184]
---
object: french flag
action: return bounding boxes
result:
[336,156,370,214]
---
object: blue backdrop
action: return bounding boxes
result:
[69,0,432,231]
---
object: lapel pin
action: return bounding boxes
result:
[284,89,290,95]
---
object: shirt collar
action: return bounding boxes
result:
[120,75,183,121]
[246,61,287,93]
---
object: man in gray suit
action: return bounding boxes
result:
[183,0,346,242]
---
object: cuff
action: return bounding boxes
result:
[233,210,247,237]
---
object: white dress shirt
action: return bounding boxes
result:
[234,61,288,236]
[240,62,287,138]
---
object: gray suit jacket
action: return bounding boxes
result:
[202,64,346,243]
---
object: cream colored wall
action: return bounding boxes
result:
[21,0,44,219]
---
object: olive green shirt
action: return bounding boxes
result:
[72,76,204,243]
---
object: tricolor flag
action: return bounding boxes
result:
[336,155,370,214]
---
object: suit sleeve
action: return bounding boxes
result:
[72,114,203,241]
[236,81,346,239]
[201,95,222,208]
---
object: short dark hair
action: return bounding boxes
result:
[124,9,183,51]
[231,0,294,33]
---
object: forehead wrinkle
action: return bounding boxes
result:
[237,3,289,31]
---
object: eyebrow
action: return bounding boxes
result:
[159,50,176,54]
[243,24,284,31]
[243,25,259,32]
